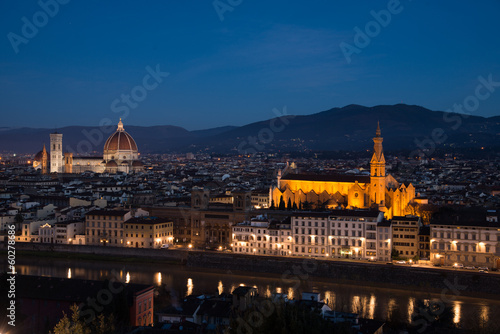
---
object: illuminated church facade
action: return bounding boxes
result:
[33,119,144,174]
[270,123,415,218]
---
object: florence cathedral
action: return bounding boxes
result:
[33,119,144,174]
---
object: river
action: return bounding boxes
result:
[11,257,500,331]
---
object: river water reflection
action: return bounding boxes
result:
[11,257,500,330]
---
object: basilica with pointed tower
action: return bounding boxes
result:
[270,123,415,218]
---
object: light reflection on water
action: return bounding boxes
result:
[186,278,193,296]
[156,272,162,286]
[368,294,376,320]
[407,297,415,323]
[11,260,500,330]
[454,302,461,324]
[480,304,489,323]
[218,280,223,295]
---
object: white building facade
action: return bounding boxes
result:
[232,219,292,256]
[430,219,500,269]
[292,211,383,259]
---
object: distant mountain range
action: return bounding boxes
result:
[1,104,499,155]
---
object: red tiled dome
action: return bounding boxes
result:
[34,150,44,161]
[103,120,138,152]
[106,160,118,167]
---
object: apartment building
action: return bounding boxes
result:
[232,218,292,256]
[291,210,383,259]
[54,220,85,244]
[125,216,174,248]
[85,208,148,246]
[391,215,421,259]
[376,220,392,261]
[418,225,431,259]
[430,214,500,269]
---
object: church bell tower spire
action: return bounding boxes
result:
[370,122,386,207]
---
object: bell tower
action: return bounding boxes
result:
[50,132,63,173]
[41,144,48,175]
[370,122,386,207]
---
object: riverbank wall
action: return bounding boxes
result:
[4,243,500,298]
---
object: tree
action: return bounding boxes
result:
[287,198,292,211]
[292,202,298,210]
[298,200,302,210]
[270,200,275,210]
[278,196,286,210]
[14,213,23,224]
[391,249,400,260]
[229,301,342,334]
[52,304,91,334]
[52,304,115,334]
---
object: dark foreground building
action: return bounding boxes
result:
[8,275,154,334]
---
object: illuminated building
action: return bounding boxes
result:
[391,215,421,259]
[32,119,144,174]
[430,211,500,269]
[377,219,392,261]
[292,210,382,259]
[84,208,149,246]
[271,123,415,218]
[231,218,292,256]
[124,216,174,248]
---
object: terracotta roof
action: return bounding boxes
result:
[33,150,43,161]
[126,216,170,225]
[132,160,144,166]
[104,130,138,152]
[85,209,129,216]
[292,210,380,218]
[281,173,370,183]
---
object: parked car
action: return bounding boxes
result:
[479,269,488,273]
[464,266,475,270]
[160,244,169,249]
[453,263,464,269]
[478,267,489,271]
[395,260,406,264]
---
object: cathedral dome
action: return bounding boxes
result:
[103,119,143,174]
[33,150,44,161]
[103,119,138,153]
[103,119,139,164]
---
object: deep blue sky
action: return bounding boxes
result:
[1,0,500,130]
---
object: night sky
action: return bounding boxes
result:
[1,0,500,130]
